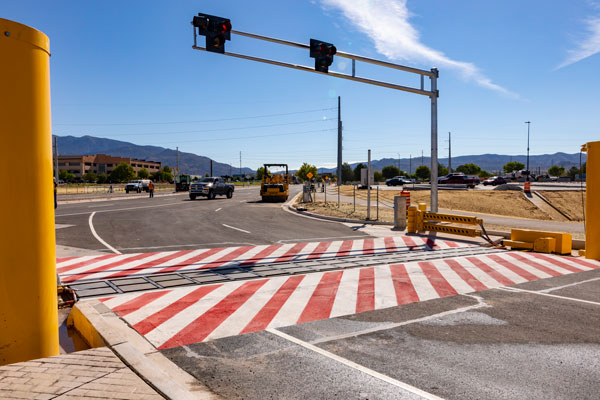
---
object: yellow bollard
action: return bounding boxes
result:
[582,141,600,260]
[0,19,59,364]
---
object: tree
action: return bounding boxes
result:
[415,165,431,181]
[341,163,353,183]
[479,170,491,178]
[163,165,172,174]
[58,170,75,181]
[381,165,402,179]
[97,173,108,184]
[109,162,135,183]
[374,171,384,182]
[503,161,525,174]
[256,167,265,181]
[548,165,565,176]
[82,172,98,182]
[353,163,366,181]
[161,166,173,183]
[137,168,149,179]
[438,163,449,177]
[296,162,318,181]
[582,162,587,173]
[456,163,481,175]
[567,166,579,181]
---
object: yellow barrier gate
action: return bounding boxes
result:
[408,204,483,238]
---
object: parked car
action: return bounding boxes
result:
[438,173,480,188]
[482,176,507,186]
[385,176,413,186]
[125,180,144,193]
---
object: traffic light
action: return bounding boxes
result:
[309,39,337,73]
[193,13,232,54]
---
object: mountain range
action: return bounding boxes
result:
[53,135,254,176]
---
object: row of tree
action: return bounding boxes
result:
[59,162,174,183]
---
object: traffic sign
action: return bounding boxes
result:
[306,172,313,179]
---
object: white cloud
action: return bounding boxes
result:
[557,13,600,69]
[319,0,516,97]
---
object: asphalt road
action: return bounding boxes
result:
[162,269,600,400]
[55,185,369,254]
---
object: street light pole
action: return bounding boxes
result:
[525,121,531,181]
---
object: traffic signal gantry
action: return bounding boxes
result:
[192,13,232,54]
[309,39,337,73]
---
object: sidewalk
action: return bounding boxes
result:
[0,347,161,400]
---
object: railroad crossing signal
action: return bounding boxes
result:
[192,13,232,54]
[309,39,337,73]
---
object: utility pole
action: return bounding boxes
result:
[421,150,424,166]
[397,153,400,171]
[53,136,59,183]
[448,132,451,172]
[367,149,371,220]
[525,121,531,182]
[176,147,179,178]
[239,151,242,175]
[337,96,342,207]
[210,159,213,177]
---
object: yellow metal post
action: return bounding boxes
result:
[582,141,600,260]
[0,19,59,365]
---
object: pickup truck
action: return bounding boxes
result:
[438,173,480,188]
[189,177,235,200]
[125,179,150,193]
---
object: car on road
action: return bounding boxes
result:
[190,177,234,200]
[482,176,507,186]
[385,176,413,186]
[438,173,480,188]
[125,179,149,193]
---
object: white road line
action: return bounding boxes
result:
[215,208,222,212]
[498,287,600,306]
[539,277,600,293]
[222,224,251,234]
[88,212,121,255]
[56,201,187,217]
[266,328,444,400]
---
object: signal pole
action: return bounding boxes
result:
[525,121,531,181]
[367,149,371,220]
[448,132,451,172]
[53,136,59,183]
[239,151,242,175]
[210,159,213,177]
[337,96,342,207]
[176,147,179,178]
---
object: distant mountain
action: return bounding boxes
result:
[317,152,587,174]
[53,135,254,176]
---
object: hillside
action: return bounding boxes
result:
[54,135,254,176]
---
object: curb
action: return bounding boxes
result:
[67,300,220,400]
[57,192,183,205]
[286,196,393,226]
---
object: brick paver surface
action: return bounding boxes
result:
[0,347,162,399]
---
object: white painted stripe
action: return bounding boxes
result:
[88,251,180,280]
[56,255,98,268]
[428,259,474,294]
[515,253,575,275]
[252,243,296,265]
[456,257,502,289]
[348,238,365,257]
[541,254,597,271]
[266,328,444,400]
[290,241,321,262]
[329,268,360,318]
[102,291,146,310]
[499,254,552,280]
[173,247,240,272]
[480,256,529,284]
[405,262,439,302]
[61,253,140,277]
[205,277,288,341]
[222,224,251,234]
[371,237,388,255]
[539,277,600,293]
[268,272,324,328]
[88,212,121,255]
[145,282,246,348]
[215,208,222,212]
[499,287,600,306]
[373,264,398,309]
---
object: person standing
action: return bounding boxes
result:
[54,178,57,209]
[148,180,154,198]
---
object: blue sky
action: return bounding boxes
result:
[3,1,600,170]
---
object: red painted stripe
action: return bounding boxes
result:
[558,255,600,270]
[486,254,539,281]
[390,264,419,305]
[444,240,459,248]
[297,271,344,324]
[356,267,375,313]
[336,240,354,257]
[104,250,194,279]
[307,241,332,260]
[466,256,515,286]
[56,256,76,264]
[240,275,305,334]
[158,280,268,349]
[399,236,420,250]
[419,262,458,297]
[239,244,283,266]
[57,254,118,274]
[201,246,255,269]
[384,237,397,253]
[133,284,222,336]
[363,238,375,255]
[529,253,584,273]
[112,290,171,317]
[98,297,114,302]
[62,253,158,283]
[444,259,487,292]
[156,247,224,274]
[506,253,562,277]
[425,237,440,250]
[274,242,309,263]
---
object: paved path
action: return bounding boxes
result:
[0,347,161,400]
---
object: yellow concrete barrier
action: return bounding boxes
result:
[510,229,572,255]
[0,19,58,365]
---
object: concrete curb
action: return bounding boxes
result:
[68,300,220,400]
[57,191,183,205]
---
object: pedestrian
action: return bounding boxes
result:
[148,180,154,198]
[53,178,57,209]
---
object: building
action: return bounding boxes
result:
[55,154,161,177]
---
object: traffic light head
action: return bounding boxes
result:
[310,39,337,73]
[193,13,232,54]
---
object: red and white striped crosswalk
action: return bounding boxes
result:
[97,250,600,350]
[56,236,469,284]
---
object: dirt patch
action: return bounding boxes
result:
[539,191,586,221]
[336,186,550,220]
[296,201,394,223]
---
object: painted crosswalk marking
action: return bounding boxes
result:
[97,250,600,350]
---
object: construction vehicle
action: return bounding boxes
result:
[260,164,289,202]
[175,174,191,191]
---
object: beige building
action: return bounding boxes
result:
[55,154,161,177]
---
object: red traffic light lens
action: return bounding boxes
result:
[220,21,232,33]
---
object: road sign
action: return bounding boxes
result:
[325,176,329,180]
[306,172,313,179]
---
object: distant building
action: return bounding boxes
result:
[55,154,161,177]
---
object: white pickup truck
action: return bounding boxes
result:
[125,179,151,193]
